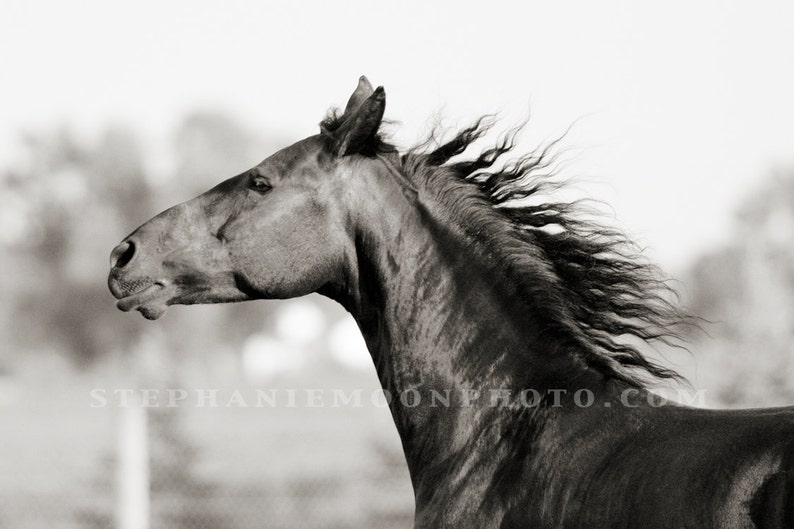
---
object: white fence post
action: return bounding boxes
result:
[116,394,149,529]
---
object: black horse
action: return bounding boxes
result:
[109,77,794,528]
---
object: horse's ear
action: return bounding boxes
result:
[343,76,375,116]
[330,86,386,157]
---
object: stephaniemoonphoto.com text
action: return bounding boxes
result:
[89,387,709,409]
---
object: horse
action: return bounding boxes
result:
[108,77,794,529]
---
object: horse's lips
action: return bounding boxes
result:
[116,283,172,320]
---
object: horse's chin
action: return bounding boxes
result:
[116,283,174,320]
[136,304,169,320]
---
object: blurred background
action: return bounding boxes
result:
[1,1,793,527]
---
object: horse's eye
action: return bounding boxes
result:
[249,176,272,193]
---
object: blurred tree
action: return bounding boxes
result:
[686,168,794,406]
[2,127,148,366]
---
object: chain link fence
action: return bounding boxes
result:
[0,363,415,529]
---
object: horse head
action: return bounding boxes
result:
[108,77,388,319]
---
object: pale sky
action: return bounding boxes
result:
[2,0,793,272]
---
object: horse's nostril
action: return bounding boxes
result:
[110,241,136,269]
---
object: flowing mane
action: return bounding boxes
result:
[384,118,693,387]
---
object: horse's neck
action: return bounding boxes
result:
[330,168,607,499]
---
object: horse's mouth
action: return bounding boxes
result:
[115,282,174,320]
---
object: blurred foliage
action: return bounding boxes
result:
[686,167,794,406]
